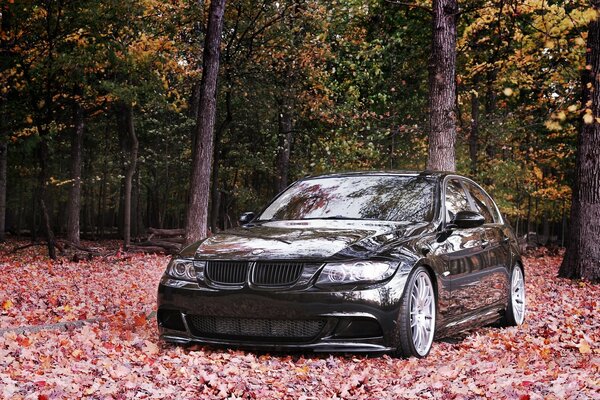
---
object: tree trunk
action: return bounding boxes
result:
[469,90,479,176]
[0,140,6,243]
[0,116,6,242]
[38,140,56,259]
[185,0,226,245]
[210,86,232,233]
[276,95,293,193]
[484,69,497,115]
[426,0,458,172]
[559,4,600,282]
[66,101,84,244]
[122,105,138,250]
[135,168,144,238]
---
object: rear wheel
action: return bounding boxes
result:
[394,266,436,358]
[502,264,526,326]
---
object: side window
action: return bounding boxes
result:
[466,183,494,223]
[445,180,471,222]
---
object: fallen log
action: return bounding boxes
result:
[128,245,176,254]
[147,227,185,237]
[155,236,185,244]
[7,242,45,254]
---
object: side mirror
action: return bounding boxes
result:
[451,210,485,229]
[239,212,256,225]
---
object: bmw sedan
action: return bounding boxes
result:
[157,171,525,358]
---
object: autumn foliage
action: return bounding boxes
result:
[0,242,597,399]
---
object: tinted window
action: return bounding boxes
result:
[259,176,435,222]
[467,183,499,223]
[464,183,492,223]
[445,180,471,221]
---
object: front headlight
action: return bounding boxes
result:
[316,260,399,287]
[165,258,199,282]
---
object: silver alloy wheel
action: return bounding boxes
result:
[409,271,436,356]
[511,267,526,325]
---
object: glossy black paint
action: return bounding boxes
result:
[157,171,522,353]
[238,212,255,225]
[451,210,485,229]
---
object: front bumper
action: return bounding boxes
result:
[157,272,410,353]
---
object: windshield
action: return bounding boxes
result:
[258,175,435,222]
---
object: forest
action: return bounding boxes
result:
[0,0,595,251]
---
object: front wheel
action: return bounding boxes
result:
[394,266,436,358]
[501,264,526,326]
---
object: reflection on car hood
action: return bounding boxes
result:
[194,220,430,260]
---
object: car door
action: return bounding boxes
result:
[430,178,488,319]
[463,181,511,307]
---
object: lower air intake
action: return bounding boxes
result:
[187,315,325,341]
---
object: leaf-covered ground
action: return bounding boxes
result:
[0,242,598,399]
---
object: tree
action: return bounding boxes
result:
[65,101,84,244]
[0,119,6,243]
[559,2,600,282]
[427,0,458,172]
[120,104,138,250]
[0,0,10,242]
[185,0,227,244]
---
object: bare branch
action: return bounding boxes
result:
[385,0,433,14]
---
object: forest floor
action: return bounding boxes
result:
[0,241,598,399]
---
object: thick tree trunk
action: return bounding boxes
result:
[426,0,458,172]
[185,0,226,245]
[559,5,600,282]
[469,91,479,176]
[276,95,293,193]
[122,105,138,250]
[66,102,84,244]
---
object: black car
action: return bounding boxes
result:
[157,171,525,358]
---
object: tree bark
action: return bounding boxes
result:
[66,101,84,244]
[426,0,458,172]
[559,4,600,282]
[185,0,227,245]
[469,90,479,176]
[122,104,138,250]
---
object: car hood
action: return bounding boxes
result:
[190,220,430,261]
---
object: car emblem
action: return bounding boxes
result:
[251,249,264,255]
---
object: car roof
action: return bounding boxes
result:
[301,170,456,180]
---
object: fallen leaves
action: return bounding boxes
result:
[0,243,598,399]
[2,299,12,311]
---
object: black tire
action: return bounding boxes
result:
[393,266,437,358]
[501,264,526,327]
